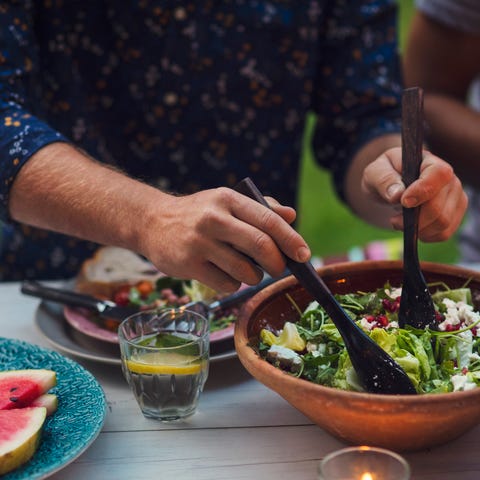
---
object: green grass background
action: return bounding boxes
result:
[296,0,458,264]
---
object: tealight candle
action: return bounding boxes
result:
[318,446,410,480]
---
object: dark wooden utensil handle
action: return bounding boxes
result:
[401,88,423,268]
[401,87,424,187]
[399,87,437,330]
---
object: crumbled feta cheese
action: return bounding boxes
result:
[360,317,375,331]
[461,304,480,326]
[304,300,320,313]
[438,298,480,332]
[385,287,402,299]
[317,343,327,356]
[451,374,477,392]
[267,345,302,369]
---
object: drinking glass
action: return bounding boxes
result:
[118,307,210,421]
[318,446,410,480]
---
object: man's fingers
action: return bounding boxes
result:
[401,154,454,207]
[192,261,243,294]
[362,150,405,204]
[229,191,311,264]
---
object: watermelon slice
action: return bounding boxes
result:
[0,370,56,410]
[0,407,47,475]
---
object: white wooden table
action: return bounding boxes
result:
[2,280,480,479]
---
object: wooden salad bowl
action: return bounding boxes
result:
[234,260,480,452]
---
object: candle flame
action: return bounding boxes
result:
[360,473,374,480]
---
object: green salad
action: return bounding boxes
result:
[257,282,480,394]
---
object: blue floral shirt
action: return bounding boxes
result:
[0,0,402,280]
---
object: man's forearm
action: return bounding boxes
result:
[9,142,170,255]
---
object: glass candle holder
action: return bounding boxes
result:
[318,446,410,480]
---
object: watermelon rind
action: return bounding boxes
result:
[0,369,57,410]
[30,393,58,416]
[0,406,47,475]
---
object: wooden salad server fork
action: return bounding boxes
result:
[234,177,416,395]
[398,87,437,330]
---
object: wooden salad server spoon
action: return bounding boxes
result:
[397,87,437,330]
[234,177,416,395]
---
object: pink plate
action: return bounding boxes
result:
[210,323,235,342]
[63,306,235,345]
[64,307,119,344]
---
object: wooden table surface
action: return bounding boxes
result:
[2,280,480,480]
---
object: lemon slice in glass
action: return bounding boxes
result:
[125,352,203,375]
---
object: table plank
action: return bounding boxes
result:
[46,426,343,480]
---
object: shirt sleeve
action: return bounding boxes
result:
[0,3,70,222]
[416,0,480,34]
[311,0,402,202]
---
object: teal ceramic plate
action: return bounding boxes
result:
[0,337,107,479]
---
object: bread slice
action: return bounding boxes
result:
[75,246,163,298]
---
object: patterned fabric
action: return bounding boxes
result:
[416,0,480,262]
[0,1,402,280]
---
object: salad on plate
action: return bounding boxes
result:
[96,277,238,336]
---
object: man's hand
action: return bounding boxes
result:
[361,147,467,242]
[140,187,311,293]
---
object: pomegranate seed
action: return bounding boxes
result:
[376,315,389,327]
[446,324,460,332]
[382,299,397,313]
